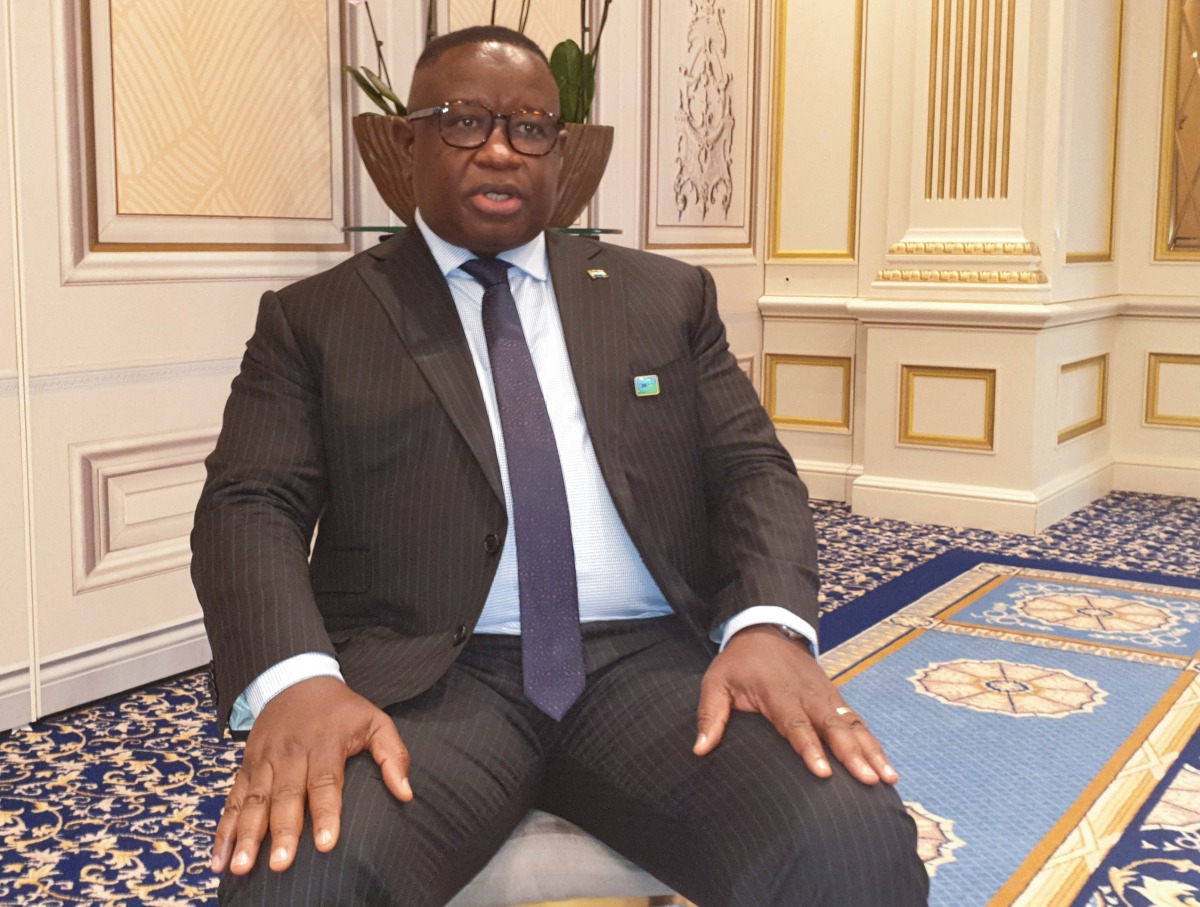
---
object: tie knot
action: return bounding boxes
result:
[461,257,511,290]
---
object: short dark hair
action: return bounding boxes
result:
[414,25,550,74]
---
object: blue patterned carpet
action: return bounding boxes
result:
[0,491,1196,905]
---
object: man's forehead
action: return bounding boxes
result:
[413,42,554,101]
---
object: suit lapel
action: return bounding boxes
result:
[547,232,632,509]
[357,230,504,503]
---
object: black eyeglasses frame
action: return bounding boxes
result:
[406,100,564,157]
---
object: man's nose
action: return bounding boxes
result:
[475,119,520,165]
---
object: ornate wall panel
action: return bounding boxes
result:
[1064,0,1122,262]
[1057,354,1108,443]
[1145,353,1200,428]
[1156,0,1200,258]
[647,0,757,248]
[924,0,1016,201]
[764,354,852,430]
[899,365,996,450]
[86,0,347,248]
[69,428,217,593]
[769,0,862,259]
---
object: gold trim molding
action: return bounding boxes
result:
[770,0,864,260]
[899,365,996,451]
[1057,354,1109,444]
[877,269,1047,284]
[888,241,1039,256]
[764,355,853,431]
[1145,353,1200,428]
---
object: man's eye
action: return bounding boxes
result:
[447,115,478,129]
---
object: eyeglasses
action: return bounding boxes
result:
[407,100,563,157]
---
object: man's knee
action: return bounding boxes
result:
[748,771,928,907]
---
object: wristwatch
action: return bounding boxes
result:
[774,624,812,652]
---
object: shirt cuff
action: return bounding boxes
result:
[229,653,345,732]
[714,606,819,655]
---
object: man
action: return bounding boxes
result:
[192,25,927,907]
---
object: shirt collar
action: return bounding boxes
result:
[415,209,549,283]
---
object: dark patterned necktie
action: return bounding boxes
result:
[461,257,585,720]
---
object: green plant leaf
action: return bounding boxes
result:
[362,67,406,116]
[550,39,594,123]
[344,65,396,115]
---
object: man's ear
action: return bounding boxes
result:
[392,116,416,165]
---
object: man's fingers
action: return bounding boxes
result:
[226,769,274,876]
[368,719,414,802]
[824,710,898,785]
[694,678,733,755]
[211,772,248,873]
[306,756,347,854]
[265,768,309,872]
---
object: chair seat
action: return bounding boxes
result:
[446,809,676,907]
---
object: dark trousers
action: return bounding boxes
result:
[219,617,929,906]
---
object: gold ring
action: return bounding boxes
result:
[835,707,854,717]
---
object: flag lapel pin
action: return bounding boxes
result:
[634,375,660,397]
[587,268,608,280]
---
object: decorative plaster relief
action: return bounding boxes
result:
[648,0,754,247]
[924,0,1017,201]
[70,428,218,593]
[673,0,736,221]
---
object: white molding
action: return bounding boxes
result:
[0,663,32,734]
[794,458,856,503]
[1033,459,1115,529]
[1112,458,1200,499]
[851,473,1041,534]
[69,427,218,594]
[659,247,761,268]
[61,250,355,287]
[38,616,210,718]
[29,358,240,394]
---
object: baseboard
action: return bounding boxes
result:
[851,474,1042,534]
[794,459,858,502]
[0,664,32,733]
[1113,459,1200,498]
[1034,460,1115,530]
[37,616,212,719]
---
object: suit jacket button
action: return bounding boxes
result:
[453,624,469,646]
[483,533,501,554]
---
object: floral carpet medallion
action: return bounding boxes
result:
[822,549,1200,907]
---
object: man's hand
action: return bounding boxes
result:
[212,676,413,876]
[694,624,899,786]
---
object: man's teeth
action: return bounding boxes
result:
[484,192,512,200]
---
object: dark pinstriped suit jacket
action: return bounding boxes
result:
[191,228,819,728]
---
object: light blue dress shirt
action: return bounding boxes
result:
[229,214,817,730]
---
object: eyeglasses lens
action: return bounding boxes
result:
[439,104,559,156]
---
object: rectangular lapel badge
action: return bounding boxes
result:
[634,375,660,397]
[587,268,608,280]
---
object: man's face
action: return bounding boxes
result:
[403,42,563,256]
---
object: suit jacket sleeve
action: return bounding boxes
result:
[191,287,336,727]
[686,265,820,634]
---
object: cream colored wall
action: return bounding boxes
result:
[762,0,1199,533]
[1,0,377,732]
[0,2,33,730]
[5,0,1196,729]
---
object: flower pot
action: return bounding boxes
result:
[352,114,613,229]
[549,123,614,227]
[353,114,416,225]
